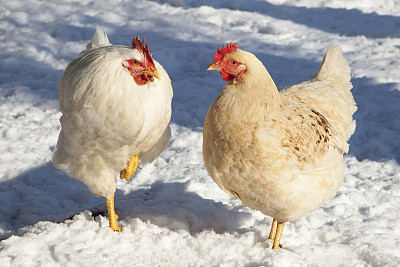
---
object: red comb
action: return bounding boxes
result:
[213,43,238,63]
[132,36,155,66]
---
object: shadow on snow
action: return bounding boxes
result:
[0,162,253,241]
[153,0,400,38]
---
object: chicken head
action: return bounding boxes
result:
[122,36,160,86]
[207,43,247,82]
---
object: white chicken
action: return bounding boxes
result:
[53,26,173,231]
[203,43,356,248]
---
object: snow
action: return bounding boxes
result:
[1,0,400,266]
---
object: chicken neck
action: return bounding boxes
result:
[220,62,284,123]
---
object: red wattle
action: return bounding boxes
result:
[133,74,149,86]
[220,70,235,81]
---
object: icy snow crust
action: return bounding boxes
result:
[1,0,400,266]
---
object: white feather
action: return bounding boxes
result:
[86,25,110,50]
[53,27,173,199]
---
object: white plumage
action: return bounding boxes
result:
[203,44,356,248]
[53,26,173,231]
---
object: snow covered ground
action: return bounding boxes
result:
[1,0,400,266]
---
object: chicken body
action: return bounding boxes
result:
[53,26,173,231]
[203,45,356,248]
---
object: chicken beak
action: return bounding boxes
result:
[141,68,161,80]
[207,63,220,71]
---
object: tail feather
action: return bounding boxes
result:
[311,45,356,146]
[86,25,111,50]
[312,45,351,89]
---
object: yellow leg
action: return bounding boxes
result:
[272,221,286,249]
[268,218,278,240]
[105,194,121,232]
[120,155,139,181]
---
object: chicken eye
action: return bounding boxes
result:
[132,60,139,65]
[230,60,238,65]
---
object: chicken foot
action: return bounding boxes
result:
[120,155,139,180]
[105,194,121,232]
[268,218,286,249]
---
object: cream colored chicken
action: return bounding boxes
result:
[203,43,356,249]
[53,26,173,231]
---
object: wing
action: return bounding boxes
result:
[280,105,343,161]
[253,100,345,181]
[280,46,356,148]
